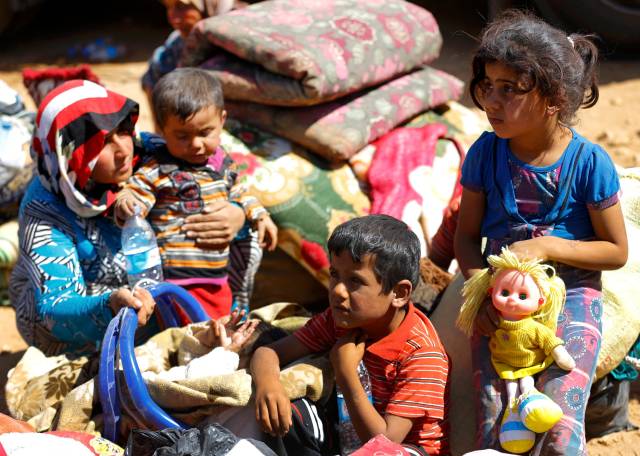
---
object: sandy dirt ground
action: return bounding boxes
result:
[0,1,638,453]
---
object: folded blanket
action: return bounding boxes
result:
[184,0,443,106]
[226,66,463,161]
[221,121,370,286]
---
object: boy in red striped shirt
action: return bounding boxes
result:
[251,215,450,455]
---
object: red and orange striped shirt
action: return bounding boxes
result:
[293,302,450,454]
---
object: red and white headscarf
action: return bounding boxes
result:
[32,80,139,218]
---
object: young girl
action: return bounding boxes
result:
[454,10,628,455]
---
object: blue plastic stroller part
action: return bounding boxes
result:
[148,281,210,324]
[99,310,124,443]
[98,282,210,442]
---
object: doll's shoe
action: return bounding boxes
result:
[499,400,535,454]
[518,389,563,433]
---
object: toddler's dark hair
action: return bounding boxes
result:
[152,68,224,129]
[470,9,599,124]
[328,214,420,293]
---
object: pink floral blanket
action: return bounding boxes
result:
[183,0,443,106]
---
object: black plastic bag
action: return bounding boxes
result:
[586,374,639,439]
[125,423,275,456]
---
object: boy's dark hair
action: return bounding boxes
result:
[328,214,420,293]
[470,9,599,125]
[152,68,224,129]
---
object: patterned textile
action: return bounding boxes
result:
[184,0,443,106]
[5,303,328,434]
[367,123,463,235]
[228,230,263,314]
[11,180,128,356]
[225,66,463,161]
[10,80,139,355]
[221,120,370,286]
[32,79,139,218]
[349,103,487,260]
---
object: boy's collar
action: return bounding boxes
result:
[366,302,415,360]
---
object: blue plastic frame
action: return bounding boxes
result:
[98,309,124,443]
[98,282,209,439]
[118,307,187,429]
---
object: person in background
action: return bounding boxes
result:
[454,10,628,455]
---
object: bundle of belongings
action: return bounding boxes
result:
[0,80,34,306]
[180,0,478,293]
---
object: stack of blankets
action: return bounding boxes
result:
[183,0,469,283]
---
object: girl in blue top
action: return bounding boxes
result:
[454,10,628,456]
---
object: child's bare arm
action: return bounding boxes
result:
[331,332,415,443]
[114,189,147,223]
[256,214,278,251]
[454,188,487,279]
[509,202,628,270]
[250,334,312,436]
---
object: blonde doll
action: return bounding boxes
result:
[457,248,575,453]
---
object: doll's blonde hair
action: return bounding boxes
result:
[456,248,566,337]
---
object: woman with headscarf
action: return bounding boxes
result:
[9,80,247,356]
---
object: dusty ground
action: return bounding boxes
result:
[0,1,638,453]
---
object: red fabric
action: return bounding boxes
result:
[182,282,232,320]
[367,123,449,220]
[300,240,330,270]
[352,435,410,455]
[22,65,101,108]
[22,65,101,84]
[367,122,466,271]
[293,303,450,454]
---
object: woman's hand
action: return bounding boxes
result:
[108,287,156,327]
[182,201,246,248]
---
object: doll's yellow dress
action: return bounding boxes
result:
[490,317,565,380]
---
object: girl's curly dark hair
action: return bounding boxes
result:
[470,9,599,125]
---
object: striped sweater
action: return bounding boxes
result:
[119,142,265,282]
[294,302,450,454]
